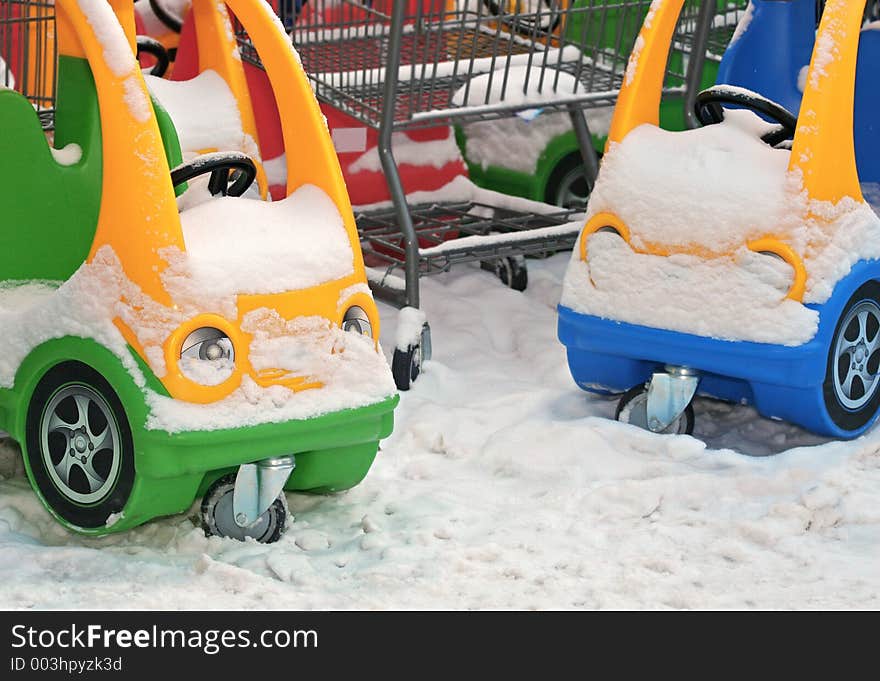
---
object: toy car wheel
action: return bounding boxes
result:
[546,152,594,210]
[392,322,431,391]
[24,362,135,529]
[201,473,287,543]
[823,282,880,432]
[615,384,695,435]
[495,256,528,292]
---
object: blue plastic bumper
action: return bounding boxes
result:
[557,259,880,438]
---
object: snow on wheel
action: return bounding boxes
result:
[392,307,431,392]
[201,473,287,544]
[823,281,880,432]
[24,362,135,529]
[615,384,695,435]
[494,257,528,292]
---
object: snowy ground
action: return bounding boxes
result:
[1,253,879,610]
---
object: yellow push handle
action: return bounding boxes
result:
[789,0,864,205]
[607,0,685,146]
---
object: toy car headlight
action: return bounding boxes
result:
[179,327,236,385]
[342,306,373,338]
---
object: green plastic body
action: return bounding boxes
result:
[0,337,397,536]
[0,55,396,536]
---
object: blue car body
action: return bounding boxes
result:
[558,0,880,438]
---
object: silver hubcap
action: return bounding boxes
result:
[555,166,590,209]
[833,300,880,410]
[40,385,120,504]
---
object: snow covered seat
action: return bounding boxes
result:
[169,184,354,298]
[144,71,261,162]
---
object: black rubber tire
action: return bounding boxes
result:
[822,281,880,432]
[392,345,421,391]
[615,383,695,435]
[201,473,287,544]
[544,151,596,209]
[496,257,528,292]
[24,362,135,529]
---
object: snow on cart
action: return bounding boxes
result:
[559,0,880,439]
[0,0,397,543]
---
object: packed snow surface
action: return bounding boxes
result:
[2,255,879,609]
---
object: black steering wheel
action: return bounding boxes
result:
[170,152,257,197]
[136,36,170,77]
[695,86,798,147]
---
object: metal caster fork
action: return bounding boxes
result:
[616,366,700,435]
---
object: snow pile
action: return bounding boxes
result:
[0,260,146,391]
[2,255,879,609]
[452,65,583,112]
[588,110,794,254]
[164,184,354,300]
[348,132,463,174]
[147,311,396,433]
[460,107,610,174]
[563,110,880,343]
[145,71,258,157]
[454,66,612,174]
[562,231,818,346]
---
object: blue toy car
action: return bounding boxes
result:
[558,0,880,438]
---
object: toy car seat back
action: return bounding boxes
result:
[0,24,104,281]
[149,0,269,194]
[717,0,880,184]
[715,0,816,117]
[854,26,880,184]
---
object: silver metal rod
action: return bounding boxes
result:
[683,0,717,129]
[569,105,600,189]
[377,0,420,308]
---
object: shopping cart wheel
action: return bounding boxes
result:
[615,385,695,435]
[392,322,431,392]
[495,257,528,292]
[201,473,287,544]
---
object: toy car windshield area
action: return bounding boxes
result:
[0,0,397,543]
[558,0,880,439]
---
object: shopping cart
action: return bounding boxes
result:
[0,0,55,129]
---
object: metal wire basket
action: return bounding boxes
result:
[0,0,56,129]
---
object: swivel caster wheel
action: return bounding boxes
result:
[615,384,695,435]
[482,257,528,292]
[392,320,431,391]
[201,473,287,543]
